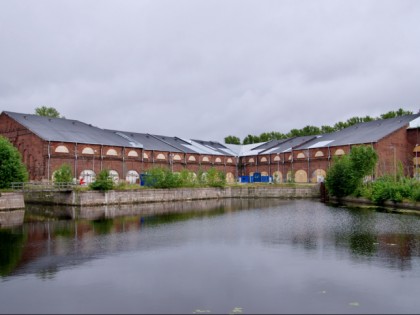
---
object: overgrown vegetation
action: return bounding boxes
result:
[143,167,226,189]
[0,136,28,189]
[325,146,378,199]
[225,108,413,144]
[325,144,420,205]
[53,164,73,185]
[89,170,114,191]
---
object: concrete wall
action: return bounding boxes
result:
[0,193,25,210]
[24,185,320,206]
[0,193,25,227]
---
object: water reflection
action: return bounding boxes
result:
[0,199,420,313]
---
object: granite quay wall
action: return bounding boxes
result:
[23,185,320,206]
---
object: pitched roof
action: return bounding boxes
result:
[3,111,143,148]
[295,114,420,150]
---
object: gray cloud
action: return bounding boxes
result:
[1,0,419,142]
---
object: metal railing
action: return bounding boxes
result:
[11,182,77,192]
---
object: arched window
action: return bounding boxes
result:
[156,153,166,160]
[335,149,345,156]
[55,145,69,153]
[173,154,182,161]
[80,170,96,184]
[227,158,233,164]
[143,152,149,159]
[260,157,268,162]
[273,155,281,161]
[82,147,94,155]
[109,170,119,183]
[294,170,308,183]
[315,150,324,157]
[188,156,196,162]
[248,158,255,163]
[126,170,139,184]
[297,152,305,159]
[128,150,138,157]
[215,157,222,163]
[202,156,210,162]
[106,149,118,156]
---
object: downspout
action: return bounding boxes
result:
[47,141,51,181]
[100,145,103,171]
[122,147,126,179]
[307,148,310,183]
[282,152,285,183]
[74,142,78,180]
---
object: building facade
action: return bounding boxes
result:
[1,111,420,184]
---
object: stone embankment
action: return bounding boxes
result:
[0,192,25,227]
[24,185,320,206]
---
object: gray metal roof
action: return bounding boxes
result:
[259,136,318,154]
[296,114,420,150]
[4,111,143,148]
[106,130,182,152]
[190,139,236,156]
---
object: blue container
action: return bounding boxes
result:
[253,173,261,182]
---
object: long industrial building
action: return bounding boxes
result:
[1,110,420,184]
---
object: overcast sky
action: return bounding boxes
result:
[1,0,419,142]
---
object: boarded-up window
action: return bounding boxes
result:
[128,150,138,157]
[106,149,118,156]
[82,147,94,155]
[55,145,69,153]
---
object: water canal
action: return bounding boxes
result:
[1,199,420,314]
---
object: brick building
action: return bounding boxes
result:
[1,110,420,184]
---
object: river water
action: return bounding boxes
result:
[1,199,420,314]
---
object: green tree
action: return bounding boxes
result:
[325,145,378,198]
[35,106,61,118]
[0,136,28,188]
[380,108,413,119]
[243,134,261,145]
[53,164,73,183]
[224,135,241,145]
[90,170,114,191]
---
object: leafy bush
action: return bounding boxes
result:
[325,146,378,198]
[0,136,28,188]
[144,167,182,188]
[143,167,226,189]
[89,170,114,191]
[205,168,226,188]
[53,164,73,184]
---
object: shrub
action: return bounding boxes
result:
[144,167,182,188]
[90,170,114,191]
[0,136,28,188]
[205,168,226,188]
[53,164,73,184]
